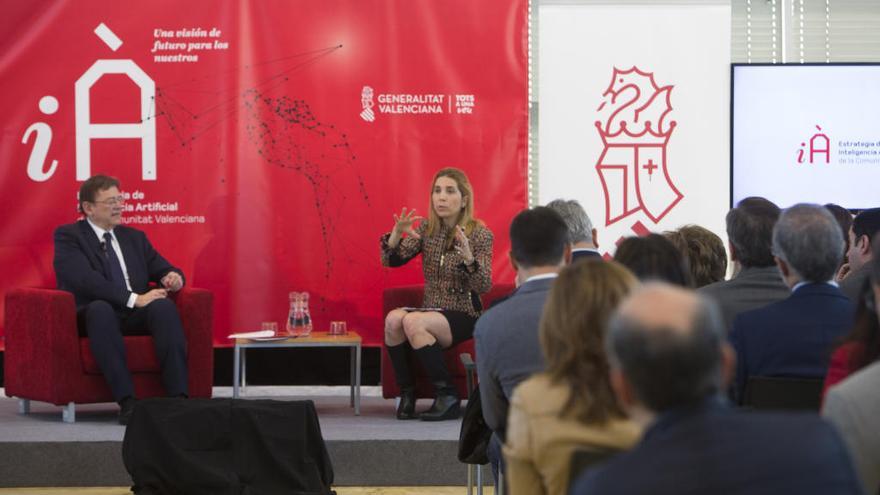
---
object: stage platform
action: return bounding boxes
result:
[0,387,491,488]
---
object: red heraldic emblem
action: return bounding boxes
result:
[595,67,683,226]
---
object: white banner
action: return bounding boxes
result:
[538,1,731,256]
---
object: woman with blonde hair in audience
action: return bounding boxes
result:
[504,260,641,495]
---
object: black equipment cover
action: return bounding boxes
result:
[123,398,335,495]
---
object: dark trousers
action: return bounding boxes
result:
[78,298,188,401]
[488,432,506,490]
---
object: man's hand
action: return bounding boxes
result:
[161,272,184,292]
[135,288,168,308]
[835,262,851,283]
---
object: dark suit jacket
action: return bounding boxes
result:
[730,283,854,401]
[53,220,183,310]
[698,265,790,333]
[571,398,863,495]
[474,276,553,437]
[571,249,602,263]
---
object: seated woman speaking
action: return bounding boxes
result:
[381,167,493,421]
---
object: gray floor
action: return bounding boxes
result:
[0,386,461,441]
[0,387,480,487]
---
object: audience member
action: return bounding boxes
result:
[671,225,728,288]
[823,243,880,495]
[730,204,853,401]
[614,234,690,286]
[825,203,853,260]
[662,228,688,257]
[474,207,570,483]
[54,175,189,425]
[824,236,880,394]
[699,197,789,331]
[504,261,640,495]
[545,199,601,261]
[570,283,863,495]
[838,207,880,302]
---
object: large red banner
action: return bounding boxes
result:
[0,1,527,347]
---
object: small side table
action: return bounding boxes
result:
[232,331,362,415]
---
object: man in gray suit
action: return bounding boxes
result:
[837,207,880,302]
[699,197,790,332]
[546,198,602,261]
[475,206,570,483]
[824,239,880,495]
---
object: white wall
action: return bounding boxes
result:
[536,1,731,257]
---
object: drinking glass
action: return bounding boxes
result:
[261,321,279,335]
[329,321,347,336]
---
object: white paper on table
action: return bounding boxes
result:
[227,330,275,339]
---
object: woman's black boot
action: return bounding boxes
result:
[386,342,417,419]
[415,343,460,421]
[397,387,417,420]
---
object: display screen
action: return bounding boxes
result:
[731,64,880,210]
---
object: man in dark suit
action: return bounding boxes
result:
[475,207,570,484]
[837,207,880,301]
[54,175,188,425]
[546,199,601,261]
[571,283,863,495]
[731,204,854,402]
[699,197,790,332]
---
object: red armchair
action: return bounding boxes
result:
[4,287,213,422]
[380,283,514,399]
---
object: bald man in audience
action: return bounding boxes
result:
[730,204,854,402]
[570,283,862,495]
[699,197,790,332]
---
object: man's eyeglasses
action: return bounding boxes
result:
[91,196,125,207]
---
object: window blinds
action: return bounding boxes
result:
[732,0,880,63]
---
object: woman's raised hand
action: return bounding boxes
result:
[393,207,423,239]
[454,225,474,263]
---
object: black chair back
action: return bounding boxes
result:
[568,447,621,492]
[742,376,825,411]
